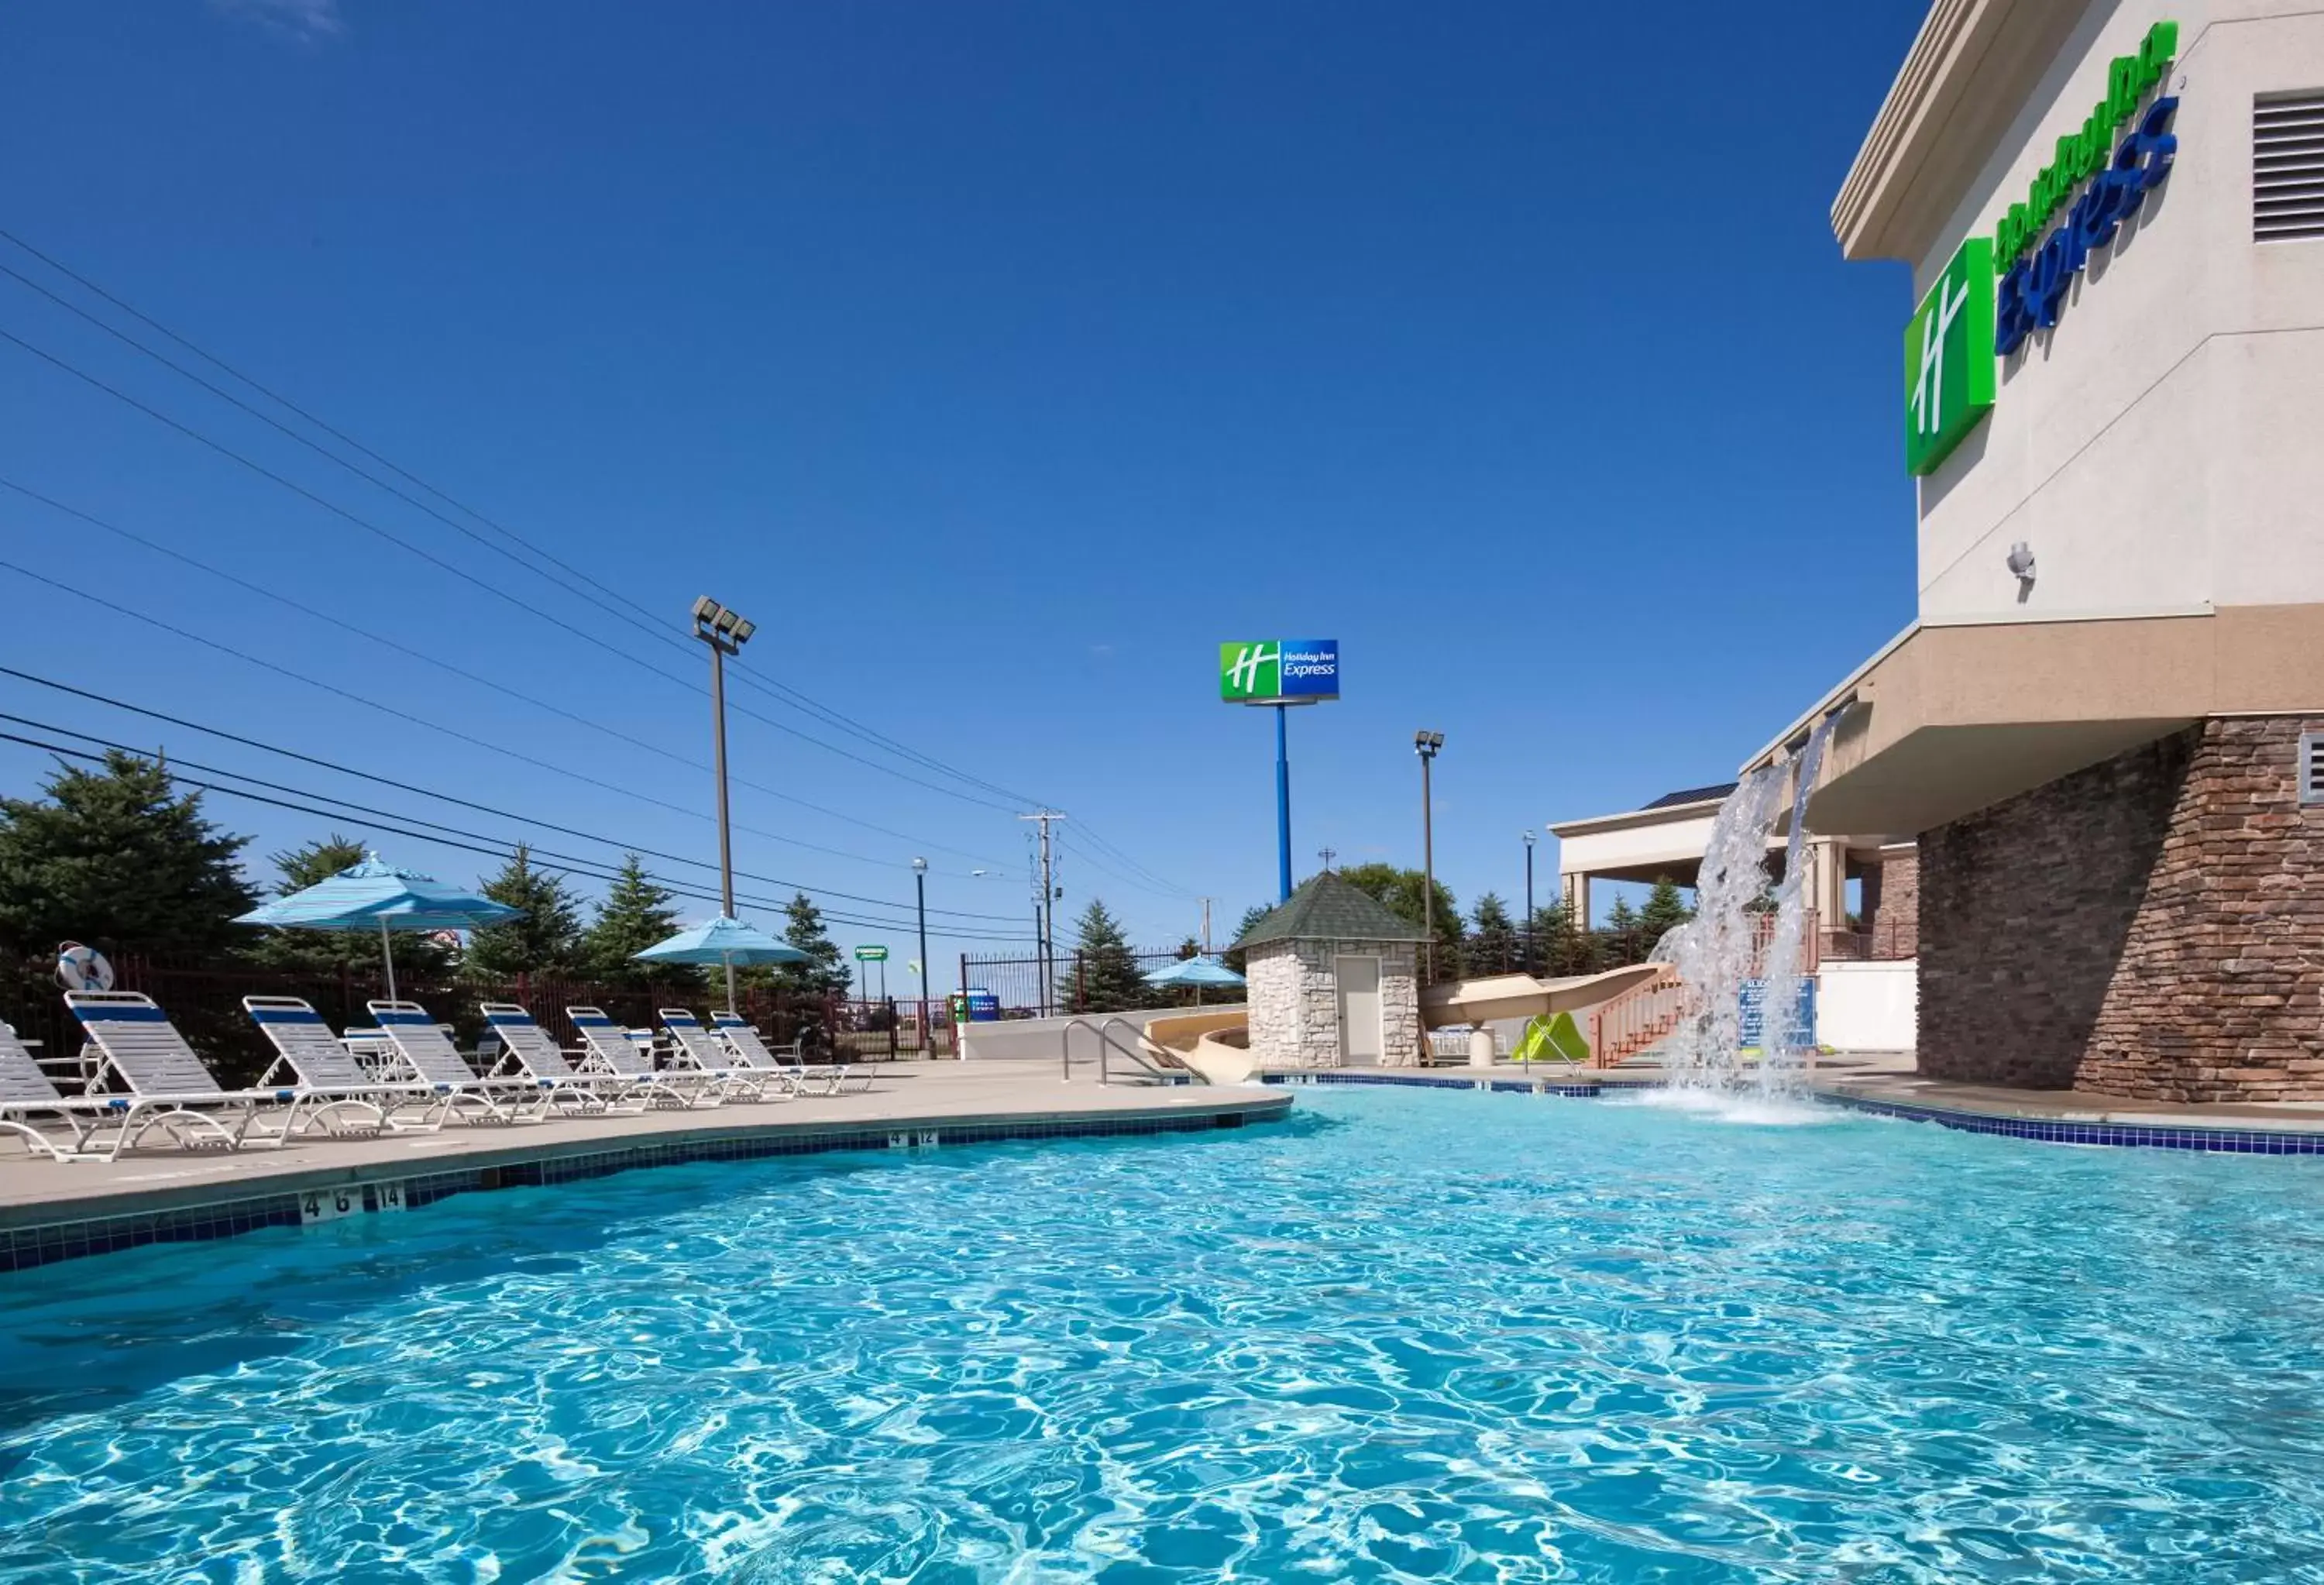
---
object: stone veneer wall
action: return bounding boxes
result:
[1244,939,1422,1068]
[1919,717,2324,1100]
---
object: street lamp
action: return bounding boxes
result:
[1415,731,1443,982]
[692,596,756,1011]
[1522,829,1537,977]
[912,857,931,1057]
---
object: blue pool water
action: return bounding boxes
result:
[7,1088,2324,1582]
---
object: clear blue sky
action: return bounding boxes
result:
[0,0,1923,975]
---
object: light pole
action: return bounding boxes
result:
[1415,731,1443,982]
[692,595,756,1010]
[1522,829,1537,977]
[913,857,930,1055]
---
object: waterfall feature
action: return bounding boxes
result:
[1652,712,1839,1097]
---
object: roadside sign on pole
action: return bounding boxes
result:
[854,945,889,961]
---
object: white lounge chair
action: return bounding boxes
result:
[710,1010,865,1095]
[365,999,548,1124]
[566,1006,730,1106]
[477,1003,658,1114]
[63,989,299,1154]
[0,1019,174,1163]
[662,1007,806,1102]
[242,995,446,1135]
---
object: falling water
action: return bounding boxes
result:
[1652,712,1840,1097]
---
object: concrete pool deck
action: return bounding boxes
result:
[0,1061,1291,1271]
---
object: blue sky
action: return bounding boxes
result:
[0,0,1923,975]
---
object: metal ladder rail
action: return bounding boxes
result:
[1059,1018,1198,1085]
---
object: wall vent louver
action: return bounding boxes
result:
[2256,91,2324,242]
[2298,731,2324,805]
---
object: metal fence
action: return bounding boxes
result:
[957,947,1234,1016]
[0,956,939,1089]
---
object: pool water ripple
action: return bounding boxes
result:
[6,1089,2324,1580]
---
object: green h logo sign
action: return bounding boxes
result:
[1219,642,1281,702]
[1904,236,1996,477]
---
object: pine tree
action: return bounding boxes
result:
[243,833,453,978]
[579,854,684,985]
[772,892,851,997]
[1638,875,1694,954]
[1606,895,1643,967]
[1336,862,1463,971]
[1469,892,1518,975]
[0,751,255,962]
[1222,903,1272,974]
[1067,898,1146,1013]
[465,844,583,978]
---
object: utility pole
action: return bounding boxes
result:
[1200,897,1212,955]
[1317,847,1337,873]
[1019,811,1064,1016]
[1415,731,1444,982]
[912,858,930,1055]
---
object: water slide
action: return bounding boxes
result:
[1417,965,1667,1029]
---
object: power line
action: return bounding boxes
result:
[0,231,1050,809]
[0,228,1189,882]
[0,477,1009,871]
[0,721,1040,941]
[0,681,1028,924]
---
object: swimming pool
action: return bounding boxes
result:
[5,1087,2324,1582]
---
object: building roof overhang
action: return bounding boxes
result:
[1749,605,2324,834]
[1831,0,2095,263]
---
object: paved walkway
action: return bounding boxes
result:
[0,1059,1288,1227]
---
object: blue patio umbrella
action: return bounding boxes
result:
[235,854,521,1000]
[1142,954,1246,988]
[633,916,809,1007]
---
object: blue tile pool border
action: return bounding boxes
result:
[0,1103,1283,1277]
[1260,1068,2324,1155]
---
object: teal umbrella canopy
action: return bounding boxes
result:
[633,916,810,968]
[1142,954,1246,988]
[235,854,521,1000]
[237,856,520,933]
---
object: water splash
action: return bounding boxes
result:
[1652,712,1839,1098]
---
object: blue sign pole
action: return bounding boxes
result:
[1275,703,1293,903]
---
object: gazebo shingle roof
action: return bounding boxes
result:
[1233,872,1428,950]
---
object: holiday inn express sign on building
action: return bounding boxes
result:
[1903,19,2180,476]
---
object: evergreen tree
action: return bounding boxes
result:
[0,751,255,962]
[243,833,452,979]
[1638,875,1695,954]
[465,844,582,978]
[1066,897,1146,1013]
[1469,892,1518,975]
[1605,895,1643,967]
[1336,862,1463,971]
[579,854,684,985]
[772,892,851,997]
[1222,903,1272,973]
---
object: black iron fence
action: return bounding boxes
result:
[957,947,1238,1016]
[0,955,942,1090]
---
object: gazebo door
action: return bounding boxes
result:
[1336,954,1383,1064]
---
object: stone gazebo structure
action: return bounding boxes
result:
[1235,873,1425,1069]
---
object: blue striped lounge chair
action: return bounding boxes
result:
[566,1006,729,1107]
[242,995,455,1134]
[658,1008,794,1102]
[709,1011,862,1096]
[62,989,299,1155]
[476,1003,657,1115]
[364,999,551,1124]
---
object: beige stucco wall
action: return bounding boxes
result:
[1911,3,2324,624]
[1246,939,1422,1068]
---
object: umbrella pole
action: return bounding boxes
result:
[724,951,737,1014]
[381,916,398,1002]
